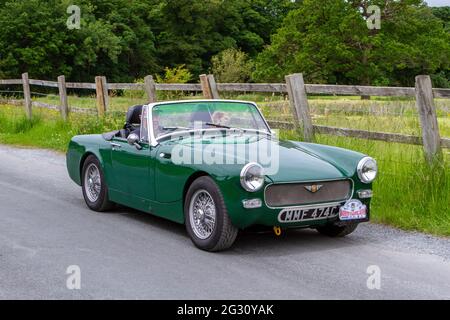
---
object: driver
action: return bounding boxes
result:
[211,111,231,127]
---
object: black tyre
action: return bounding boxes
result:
[316,223,358,237]
[81,155,114,212]
[184,176,238,252]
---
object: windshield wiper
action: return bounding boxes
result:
[206,123,273,137]
[206,123,231,129]
[162,126,191,132]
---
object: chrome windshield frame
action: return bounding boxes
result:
[145,99,272,147]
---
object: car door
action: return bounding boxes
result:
[109,106,155,211]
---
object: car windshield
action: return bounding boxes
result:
[152,101,269,139]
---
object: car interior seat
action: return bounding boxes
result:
[121,105,143,138]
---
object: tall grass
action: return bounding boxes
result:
[0,111,42,133]
[0,105,123,151]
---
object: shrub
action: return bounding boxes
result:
[211,48,253,83]
[156,65,193,100]
[156,65,192,84]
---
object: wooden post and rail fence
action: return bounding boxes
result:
[0,72,449,164]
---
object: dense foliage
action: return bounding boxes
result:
[0,0,448,86]
[253,0,450,87]
[0,0,296,82]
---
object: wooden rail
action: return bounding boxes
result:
[305,84,416,97]
[66,82,96,89]
[267,121,450,149]
[216,83,287,93]
[29,79,59,88]
[0,73,449,163]
[0,79,23,85]
[155,83,202,91]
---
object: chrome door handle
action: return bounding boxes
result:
[159,152,171,159]
[111,142,122,149]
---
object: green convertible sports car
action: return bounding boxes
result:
[66,100,378,251]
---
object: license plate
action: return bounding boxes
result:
[278,205,340,223]
[339,200,367,221]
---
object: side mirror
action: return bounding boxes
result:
[127,133,142,150]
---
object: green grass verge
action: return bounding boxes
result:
[0,104,449,237]
[0,105,123,151]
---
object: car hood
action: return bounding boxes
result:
[165,134,352,183]
[264,140,349,183]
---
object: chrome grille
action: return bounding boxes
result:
[265,180,352,207]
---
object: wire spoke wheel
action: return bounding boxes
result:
[84,163,101,203]
[189,189,216,240]
[184,176,238,251]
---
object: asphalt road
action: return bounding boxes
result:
[0,144,449,300]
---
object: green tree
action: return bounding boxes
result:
[0,0,298,81]
[0,0,158,82]
[152,0,298,76]
[432,6,450,31]
[431,6,450,87]
[211,48,253,83]
[253,0,450,87]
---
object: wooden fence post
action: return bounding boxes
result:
[101,76,109,110]
[200,74,213,99]
[144,75,157,103]
[285,73,314,142]
[207,74,220,99]
[57,75,69,120]
[21,72,32,119]
[415,75,442,163]
[95,76,106,116]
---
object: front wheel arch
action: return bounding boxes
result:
[182,171,210,213]
[81,155,114,212]
[79,152,96,181]
[79,151,107,184]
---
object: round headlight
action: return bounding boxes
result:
[357,157,378,184]
[240,163,265,192]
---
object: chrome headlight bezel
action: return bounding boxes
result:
[357,157,378,184]
[240,163,265,192]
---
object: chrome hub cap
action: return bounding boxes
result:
[189,190,216,240]
[84,163,101,202]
